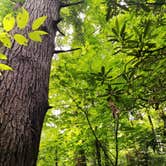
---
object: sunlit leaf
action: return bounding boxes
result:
[0,32,12,48]
[3,13,15,32]
[28,30,48,42]
[32,16,47,30]
[14,34,28,46]
[16,7,29,29]
[0,53,7,60]
[0,63,12,70]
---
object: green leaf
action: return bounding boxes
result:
[32,16,47,30]
[101,66,105,75]
[28,30,48,42]
[14,34,28,46]
[16,7,29,29]
[115,18,119,33]
[0,63,13,70]
[3,13,15,32]
[120,21,126,39]
[143,19,151,38]
[0,32,12,48]
[0,53,7,60]
[112,28,119,37]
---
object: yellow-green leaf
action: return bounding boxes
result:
[14,34,28,46]
[32,16,47,30]
[0,64,13,70]
[0,32,12,48]
[0,53,7,60]
[28,31,48,42]
[36,30,48,35]
[3,13,15,32]
[16,8,29,29]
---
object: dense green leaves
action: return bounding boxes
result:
[38,0,166,165]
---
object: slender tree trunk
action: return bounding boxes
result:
[95,140,101,166]
[55,147,58,166]
[160,111,166,136]
[0,0,60,165]
[114,117,119,166]
[147,109,158,152]
[76,149,87,166]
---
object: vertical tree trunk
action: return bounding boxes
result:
[0,0,60,165]
[114,117,119,166]
[55,147,58,166]
[76,149,87,166]
[95,140,101,166]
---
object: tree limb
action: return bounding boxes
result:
[56,27,65,36]
[54,48,81,54]
[52,19,65,36]
[61,1,84,8]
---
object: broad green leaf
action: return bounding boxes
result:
[0,32,12,48]
[16,8,29,29]
[3,13,15,32]
[0,53,7,60]
[32,16,47,30]
[0,63,12,70]
[28,31,48,42]
[14,34,28,46]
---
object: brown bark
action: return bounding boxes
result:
[0,0,60,165]
[76,149,87,166]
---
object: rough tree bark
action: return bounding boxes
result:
[0,0,61,165]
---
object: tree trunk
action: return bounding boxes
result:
[95,140,101,166]
[0,0,60,165]
[76,149,87,166]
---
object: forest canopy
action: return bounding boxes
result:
[0,0,166,166]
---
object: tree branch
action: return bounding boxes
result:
[61,1,84,8]
[52,19,65,36]
[54,48,81,54]
[56,27,65,36]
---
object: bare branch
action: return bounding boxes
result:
[61,1,84,8]
[56,27,65,36]
[54,48,81,54]
[52,19,65,36]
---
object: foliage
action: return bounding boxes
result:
[1,0,166,165]
[37,0,166,166]
[0,5,47,71]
